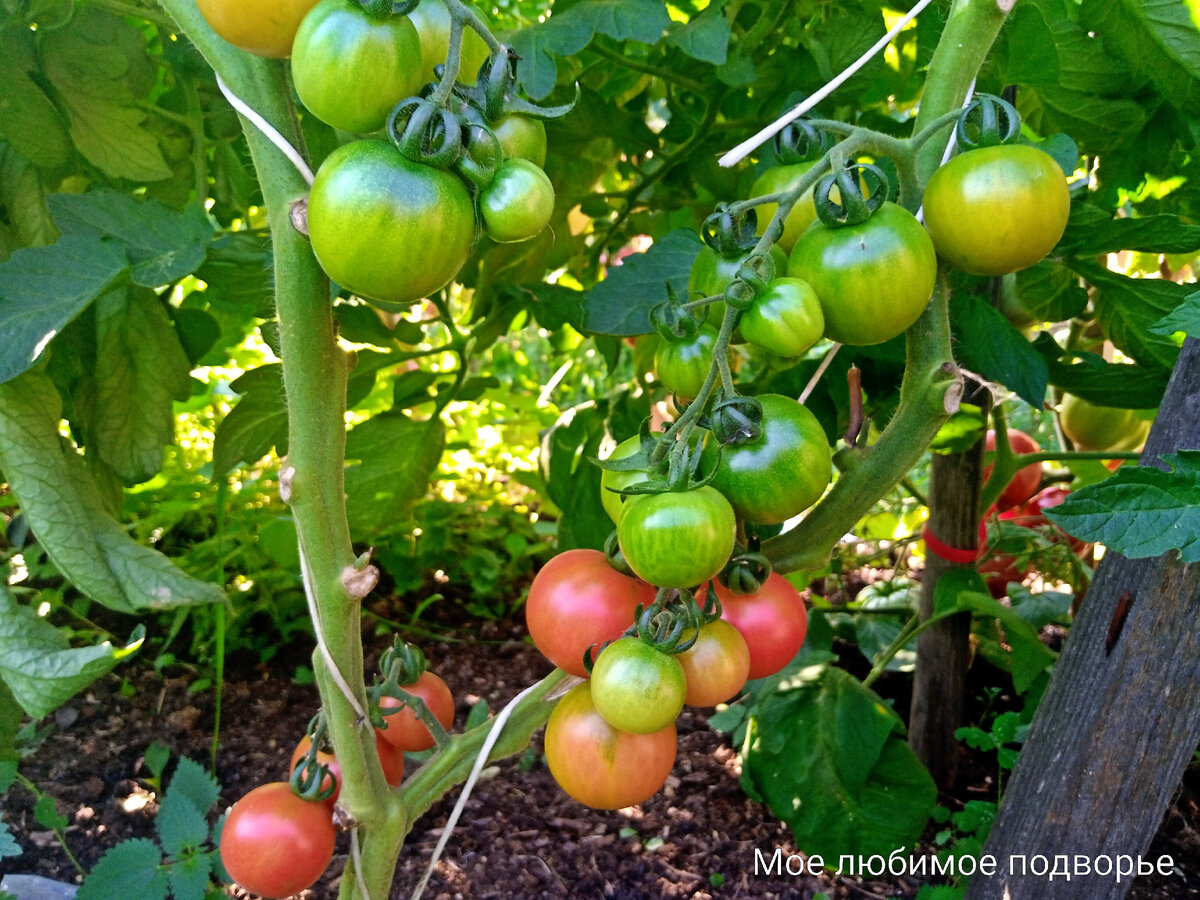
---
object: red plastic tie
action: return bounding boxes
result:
[921,521,987,564]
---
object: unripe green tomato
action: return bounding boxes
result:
[407,0,491,83]
[480,159,555,243]
[787,202,936,346]
[688,244,788,328]
[739,277,824,358]
[653,326,717,400]
[291,0,423,134]
[702,394,832,524]
[922,144,1070,276]
[590,637,686,734]
[493,115,548,167]
[1059,394,1151,452]
[600,436,652,525]
[617,486,736,589]
[750,162,818,254]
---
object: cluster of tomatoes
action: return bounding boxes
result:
[198,0,557,310]
[219,650,455,898]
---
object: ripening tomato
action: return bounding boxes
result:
[1058,393,1150,452]
[220,782,336,898]
[704,573,808,679]
[590,638,687,734]
[985,429,1042,511]
[525,549,655,676]
[676,619,750,706]
[289,730,404,806]
[378,671,455,751]
[617,487,736,589]
[196,0,322,58]
[543,682,676,810]
[923,145,1070,276]
[787,202,936,346]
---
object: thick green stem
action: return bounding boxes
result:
[764,280,957,573]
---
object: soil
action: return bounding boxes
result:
[3,611,1198,900]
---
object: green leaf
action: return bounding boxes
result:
[1152,288,1200,336]
[0,372,225,612]
[741,666,936,860]
[1032,337,1170,409]
[1081,0,1200,115]
[344,413,445,539]
[1045,452,1200,562]
[1009,585,1073,629]
[955,726,996,752]
[1059,210,1200,256]
[991,711,1023,746]
[854,614,917,672]
[573,0,671,43]
[77,838,169,900]
[952,295,1048,407]
[157,785,210,857]
[0,234,128,385]
[1074,261,1186,370]
[88,288,193,483]
[540,402,612,552]
[994,3,1060,87]
[48,192,213,288]
[165,757,220,828]
[666,7,730,64]
[507,15,593,100]
[392,371,441,409]
[39,14,171,182]
[0,28,72,170]
[168,852,213,900]
[0,143,58,257]
[582,229,703,336]
[0,592,141,719]
[0,821,20,859]
[174,308,222,365]
[144,741,170,781]
[211,365,287,477]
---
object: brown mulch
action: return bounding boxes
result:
[3,615,1198,899]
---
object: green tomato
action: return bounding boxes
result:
[590,637,686,734]
[923,144,1070,276]
[653,326,717,400]
[291,1,423,134]
[750,162,818,254]
[688,244,789,328]
[465,110,548,167]
[739,277,824,358]
[702,394,831,524]
[600,436,652,525]
[307,140,476,309]
[406,0,491,84]
[617,486,736,589]
[1059,394,1150,452]
[787,202,936,346]
[480,159,555,243]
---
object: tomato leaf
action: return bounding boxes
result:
[506,16,593,100]
[582,229,702,336]
[665,7,730,65]
[47,191,213,288]
[0,588,141,720]
[1032,336,1170,409]
[1151,288,1200,337]
[951,295,1049,408]
[77,838,169,900]
[0,372,225,612]
[0,29,72,170]
[1073,261,1186,370]
[344,412,445,539]
[1058,208,1200,256]
[1045,452,1200,562]
[211,365,288,478]
[0,234,128,385]
[540,401,612,552]
[741,665,936,860]
[992,2,1060,88]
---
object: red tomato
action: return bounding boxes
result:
[543,682,676,810]
[676,619,750,706]
[985,429,1042,511]
[703,573,808,680]
[524,549,656,676]
[977,552,1025,599]
[220,782,336,898]
[378,671,455,752]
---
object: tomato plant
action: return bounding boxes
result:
[985,429,1042,511]
[543,682,677,810]
[739,277,824,358]
[378,670,456,751]
[618,487,736,589]
[689,244,789,326]
[676,619,750,706]
[706,573,808,680]
[525,549,656,676]
[653,326,718,399]
[480,159,555,243]
[703,394,832,524]
[219,782,336,899]
[787,202,937,346]
[291,1,424,134]
[923,145,1070,276]
[750,162,819,253]
[1059,393,1150,452]
[590,637,687,733]
[195,0,321,58]
[307,140,476,307]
